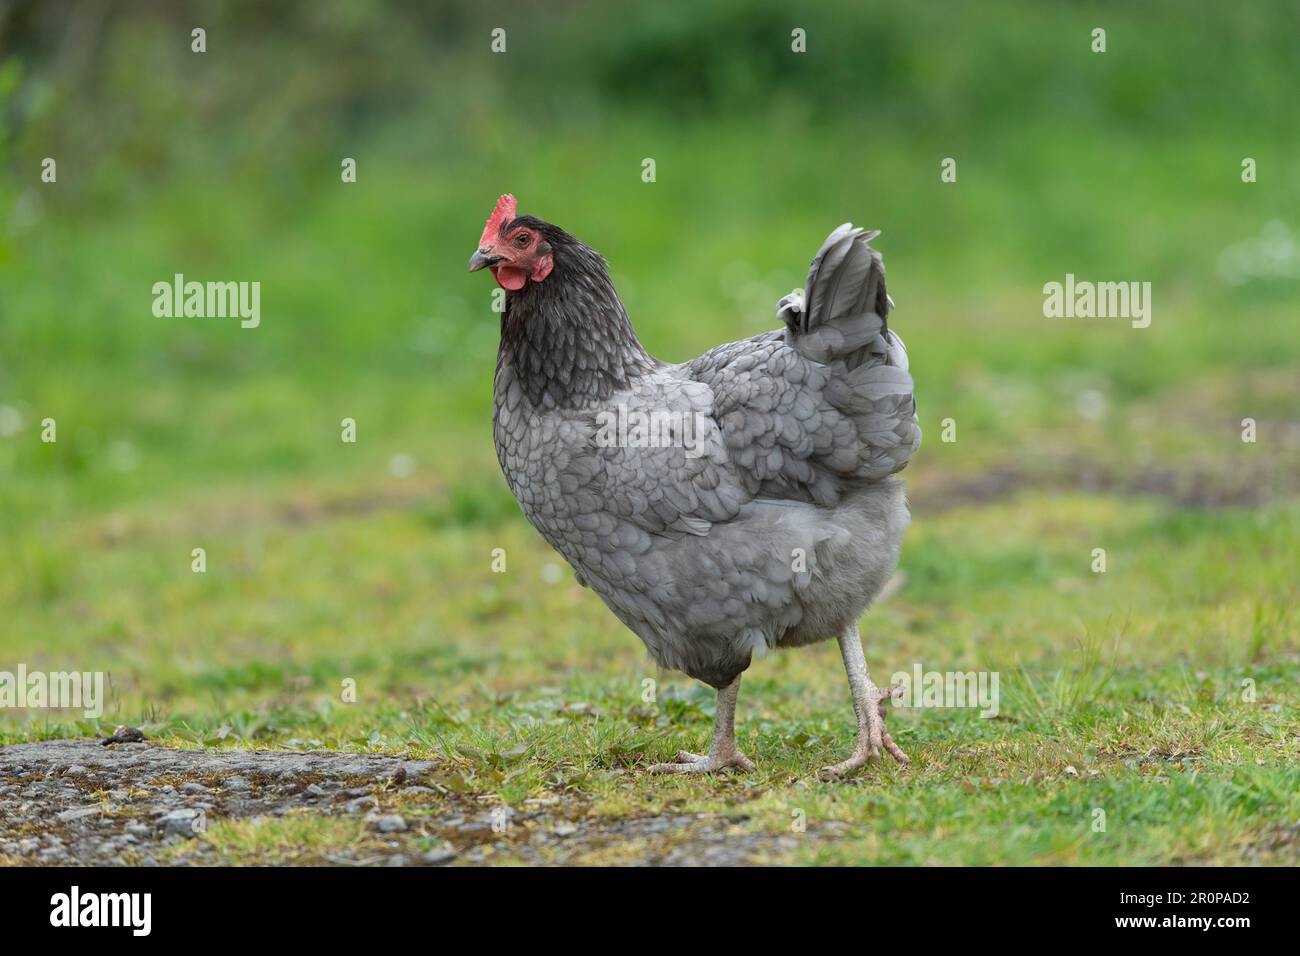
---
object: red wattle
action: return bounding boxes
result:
[492,266,527,291]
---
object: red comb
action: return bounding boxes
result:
[478,194,518,249]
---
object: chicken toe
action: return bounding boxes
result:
[819,625,910,779]
[647,749,756,774]
[646,675,755,774]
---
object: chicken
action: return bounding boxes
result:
[471,194,920,776]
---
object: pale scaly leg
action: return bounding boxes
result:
[648,675,756,774]
[819,624,909,779]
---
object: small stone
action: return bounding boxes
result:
[386,854,409,867]
[423,848,457,866]
[553,821,578,837]
[107,790,131,803]
[56,806,101,822]
[158,808,201,838]
[305,784,326,798]
[179,782,209,795]
[372,814,407,833]
[345,796,377,814]
[223,776,250,791]
[64,764,88,775]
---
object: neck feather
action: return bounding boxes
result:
[497,241,654,408]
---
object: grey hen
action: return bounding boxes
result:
[471,194,921,776]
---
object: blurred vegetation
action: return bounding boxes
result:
[0,1,1296,865]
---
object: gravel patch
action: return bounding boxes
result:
[0,739,814,866]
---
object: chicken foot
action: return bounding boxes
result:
[647,675,756,773]
[819,624,909,779]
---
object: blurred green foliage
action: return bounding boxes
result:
[1,0,1296,558]
[1,0,1297,599]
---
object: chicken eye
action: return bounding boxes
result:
[514,233,531,247]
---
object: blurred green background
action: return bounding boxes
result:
[0,1,1296,864]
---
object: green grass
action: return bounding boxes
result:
[2,3,1298,865]
[3,475,1297,864]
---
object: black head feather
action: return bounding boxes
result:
[495,218,656,408]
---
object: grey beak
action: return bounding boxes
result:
[468,250,503,272]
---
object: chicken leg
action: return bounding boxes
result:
[647,675,756,773]
[820,624,910,779]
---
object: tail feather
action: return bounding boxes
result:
[779,224,921,480]
[780,225,894,365]
[808,226,885,329]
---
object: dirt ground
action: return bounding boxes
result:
[0,739,808,866]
